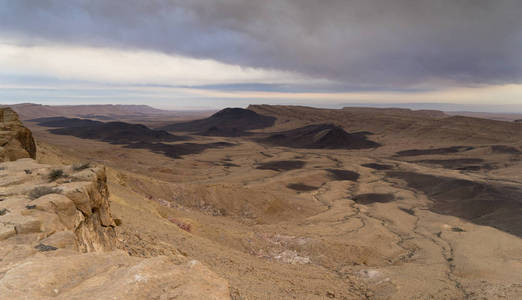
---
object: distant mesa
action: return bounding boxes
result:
[341,106,447,119]
[248,105,522,144]
[159,108,276,136]
[10,103,175,120]
[32,117,189,144]
[261,124,380,149]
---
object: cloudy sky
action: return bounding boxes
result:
[1,0,521,111]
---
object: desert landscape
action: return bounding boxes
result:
[1,103,521,299]
[2,1,522,299]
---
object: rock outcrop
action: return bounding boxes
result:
[0,159,116,251]
[0,159,230,299]
[0,107,36,162]
[0,113,231,299]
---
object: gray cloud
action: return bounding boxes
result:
[1,0,521,88]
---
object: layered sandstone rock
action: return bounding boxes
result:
[0,107,36,161]
[0,159,116,250]
[0,157,230,298]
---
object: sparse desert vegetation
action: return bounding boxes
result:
[28,186,62,199]
[47,169,65,181]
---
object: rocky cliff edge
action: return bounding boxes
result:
[0,107,36,162]
[0,109,230,299]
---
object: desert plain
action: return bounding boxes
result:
[1,103,522,299]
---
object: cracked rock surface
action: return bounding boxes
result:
[0,159,230,299]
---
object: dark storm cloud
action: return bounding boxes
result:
[1,0,521,87]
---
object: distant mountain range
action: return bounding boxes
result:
[341,102,522,121]
[3,103,176,120]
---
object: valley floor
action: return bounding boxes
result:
[30,123,522,300]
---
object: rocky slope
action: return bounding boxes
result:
[0,107,36,162]
[0,109,230,299]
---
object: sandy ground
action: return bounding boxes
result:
[27,111,522,299]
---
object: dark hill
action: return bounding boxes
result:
[33,117,188,144]
[261,124,380,149]
[159,108,275,135]
[124,141,235,159]
[198,126,250,137]
[387,171,522,237]
[29,117,101,128]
